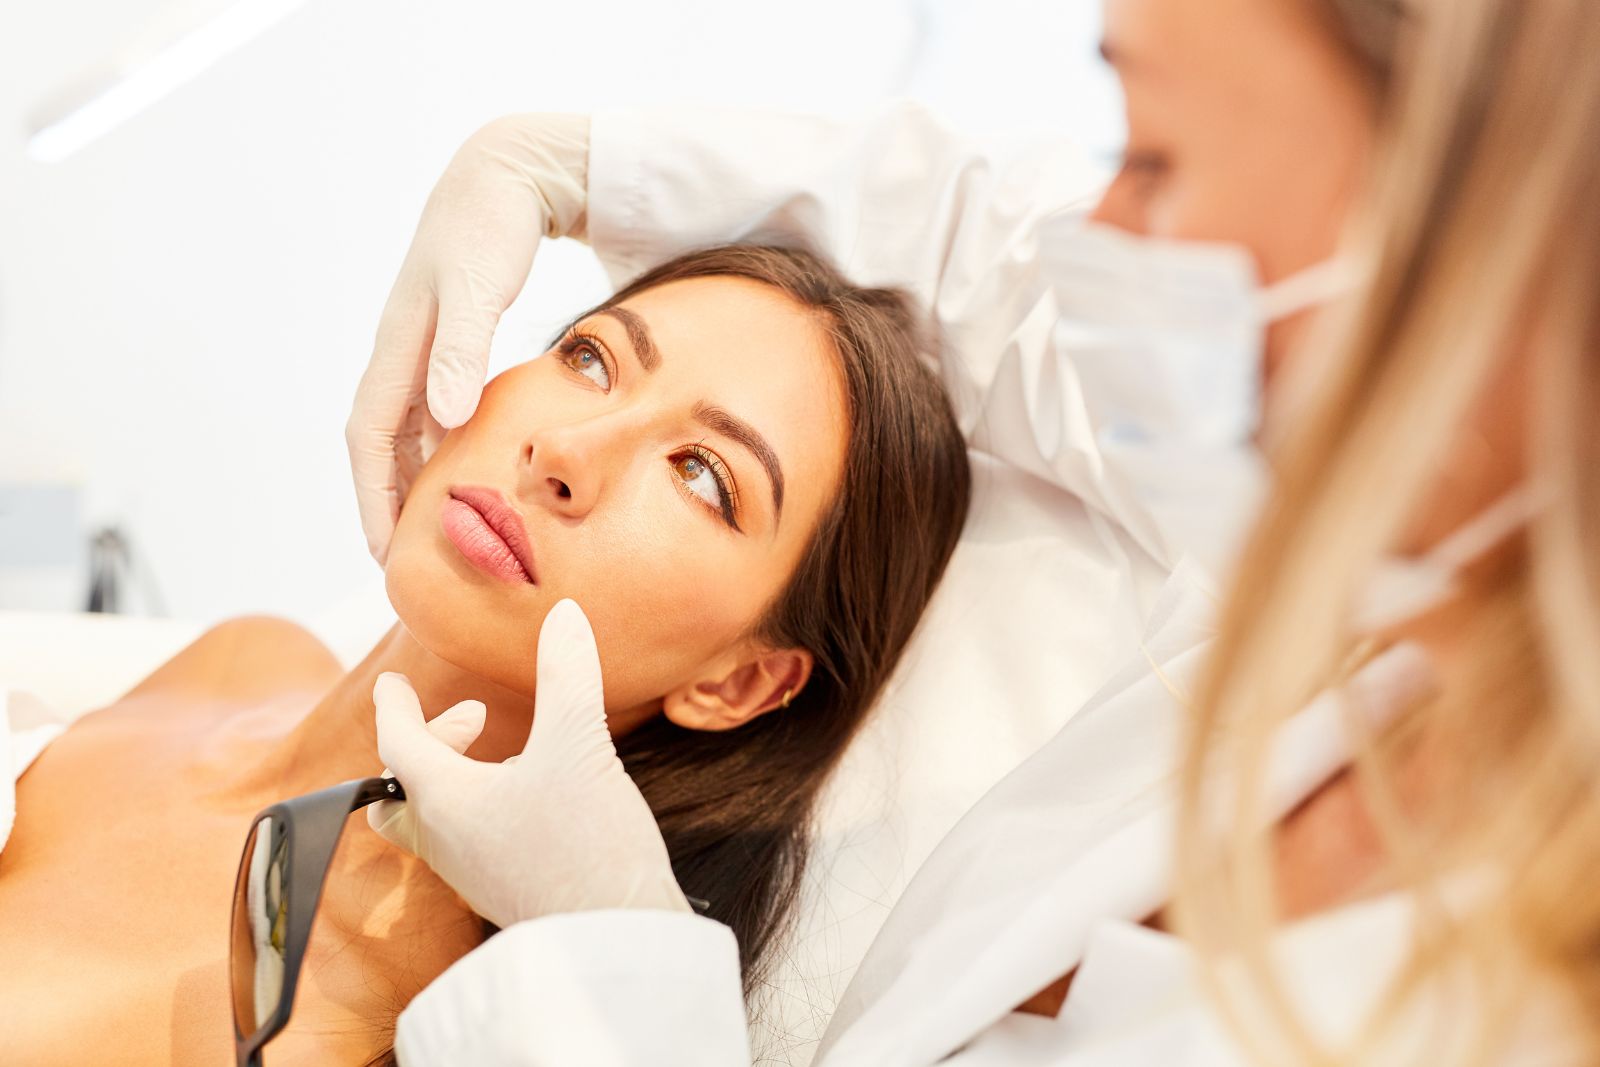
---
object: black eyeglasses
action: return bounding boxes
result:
[229,776,404,1067]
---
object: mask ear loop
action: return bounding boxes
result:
[1257,257,1367,322]
[1350,486,1544,635]
[1426,483,1545,573]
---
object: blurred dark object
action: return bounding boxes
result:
[85,525,131,613]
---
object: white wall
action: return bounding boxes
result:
[0,0,1120,624]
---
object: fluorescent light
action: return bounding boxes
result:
[27,0,312,163]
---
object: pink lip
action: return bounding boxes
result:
[441,486,538,586]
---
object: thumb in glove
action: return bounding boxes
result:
[367,671,486,849]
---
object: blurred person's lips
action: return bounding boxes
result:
[441,486,538,585]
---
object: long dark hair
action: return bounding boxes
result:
[371,244,968,1066]
[588,244,971,993]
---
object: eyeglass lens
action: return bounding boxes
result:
[230,815,289,1036]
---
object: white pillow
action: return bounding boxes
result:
[747,452,1168,1063]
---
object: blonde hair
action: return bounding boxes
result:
[1173,1,1600,1063]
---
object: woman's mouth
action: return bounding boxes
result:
[440,486,538,585]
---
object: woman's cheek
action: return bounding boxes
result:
[597,554,771,704]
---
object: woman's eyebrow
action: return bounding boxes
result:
[588,305,784,521]
[693,400,785,521]
[595,307,661,371]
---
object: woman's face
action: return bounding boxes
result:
[385,276,849,724]
[1091,0,1379,380]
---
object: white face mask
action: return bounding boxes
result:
[1025,216,1357,573]
[1035,216,1529,628]
[1039,217,1359,447]
[1353,485,1540,633]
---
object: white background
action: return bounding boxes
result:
[0,0,1121,624]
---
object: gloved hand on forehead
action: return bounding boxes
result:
[348,114,591,563]
[367,598,692,928]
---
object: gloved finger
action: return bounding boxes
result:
[373,672,473,787]
[425,269,502,428]
[394,396,447,505]
[366,698,486,841]
[350,283,437,563]
[523,598,613,764]
[366,796,408,841]
[428,698,489,754]
[347,391,402,565]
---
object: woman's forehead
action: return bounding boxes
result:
[1104,0,1331,93]
[607,276,840,394]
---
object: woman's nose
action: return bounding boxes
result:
[1087,173,1147,235]
[521,423,603,519]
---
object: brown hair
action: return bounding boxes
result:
[581,244,970,994]
[370,244,967,1066]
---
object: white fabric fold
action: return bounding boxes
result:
[1,688,70,855]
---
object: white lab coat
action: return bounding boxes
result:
[391,104,1388,1066]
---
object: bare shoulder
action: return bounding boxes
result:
[121,616,343,704]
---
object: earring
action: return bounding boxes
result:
[780,688,794,709]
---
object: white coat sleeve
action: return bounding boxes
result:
[584,103,1117,497]
[395,910,752,1067]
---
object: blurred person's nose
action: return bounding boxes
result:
[1087,169,1149,234]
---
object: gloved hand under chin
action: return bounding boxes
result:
[347,113,591,563]
[367,598,692,928]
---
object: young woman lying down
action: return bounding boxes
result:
[0,245,971,1065]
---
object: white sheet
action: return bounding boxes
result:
[746,454,1166,1060]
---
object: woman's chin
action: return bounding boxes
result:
[384,542,542,696]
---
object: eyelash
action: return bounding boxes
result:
[555,329,614,389]
[676,444,742,531]
[554,328,742,531]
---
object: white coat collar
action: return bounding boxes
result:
[819,561,1435,1066]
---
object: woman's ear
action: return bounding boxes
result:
[662,646,813,732]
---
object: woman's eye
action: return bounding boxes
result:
[672,451,739,530]
[674,454,723,509]
[558,337,611,390]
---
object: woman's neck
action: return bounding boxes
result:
[256,623,537,797]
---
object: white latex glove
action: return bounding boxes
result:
[367,598,691,927]
[348,113,591,562]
